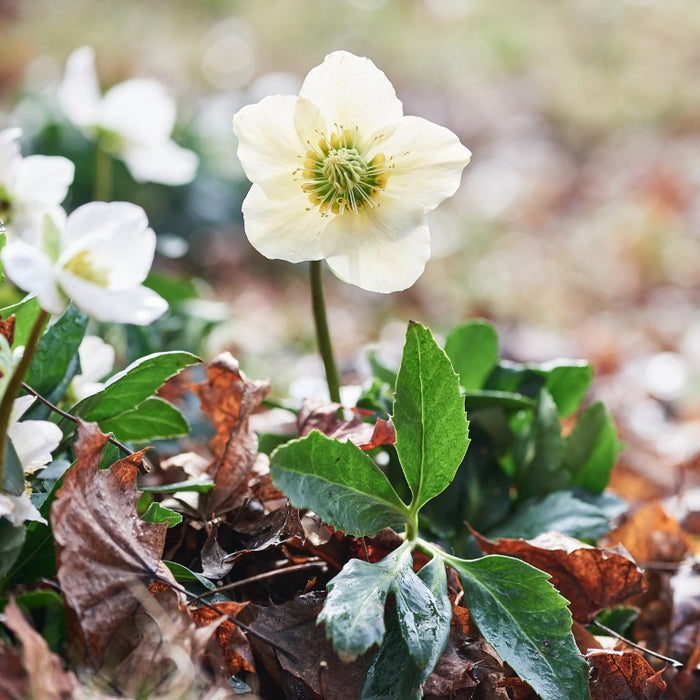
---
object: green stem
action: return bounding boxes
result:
[310,260,341,403]
[0,309,50,490]
[94,142,113,201]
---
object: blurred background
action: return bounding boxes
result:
[2,0,700,491]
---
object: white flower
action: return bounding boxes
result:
[0,127,74,245]
[232,50,471,293]
[70,335,115,400]
[0,491,46,526]
[8,395,63,475]
[1,201,168,325]
[57,46,198,186]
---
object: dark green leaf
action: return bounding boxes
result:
[141,502,182,528]
[566,401,622,493]
[99,396,189,442]
[138,476,214,493]
[445,320,499,391]
[9,590,66,651]
[270,430,408,537]
[543,361,593,418]
[450,554,590,700]
[71,350,200,422]
[0,295,40,348]
[464,390,535,411]
[394,322,469,511]
[0,519,25,579]
[2,439,25,496]
[164,561,217,591]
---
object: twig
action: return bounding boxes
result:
[190,560,327,604]
[591,620,684,669]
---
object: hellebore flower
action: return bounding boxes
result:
[57,46,198,185]
[232,50,471,293]
[0,127,74,244]
[8,395,63,475]
[1,201,168,325]
[69,335,115,401]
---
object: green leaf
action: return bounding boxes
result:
[0,295,41,348]
[138,476,214,493]
[72,350,200,422]
[270,430,408,537]
[24,304,88,411]
[543,361,593,418]
[141,502,182,528]
[318,544,409,661]
[0,231,5,285]
[0,520,25,579]
[464,390,535,411]
[445,319,499,391]
[99,397,189,442]
[164,560,217,591]
[450,554,590,700]
[394,322,470,511]
[8,590,66,651]
[566,401,622,493]
[2,439,25,496]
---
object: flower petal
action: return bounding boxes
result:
[233,94,304,195]
[100,78,176,145]
[0,127,21,187]
[321,195,430,293]
[57,46,101,128]
[299,51,403,142]
[10,396,35,424]
[121,140,198,185]
[380,115,471,212]
[55,273,168,324]
[241,184,326,263]
[9,419,62,473]
[0,492,47,526]
[1,240,65,314]
[14,155,75,206]
[77,335,114,382]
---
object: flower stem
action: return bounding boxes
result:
[310,260,341,403]
[94,143,113,201]
[0,309,50,491]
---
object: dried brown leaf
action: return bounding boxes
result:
[0,314,15,345]
[669,560,700,665]
[51,420,170,664]
[473,530,647,622]
[586,649,667,699]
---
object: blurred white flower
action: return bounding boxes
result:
[232,50,470,293]
[70,335,115,400]
[0,491,46,526]
[57,46,198,186]
[8,395,63,474]
[0,127,74,244]
[1,201,168,325]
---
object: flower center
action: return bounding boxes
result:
[299,129,391,215]
[63,250,110,286]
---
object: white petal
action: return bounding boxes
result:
[100,78,176,145]
[10,396,35,424]
[1,240,66,314]
[0,127,21,187]
[299,51,403,142]
[0,492,47,526]
[9,419,62,473]
[321,196,430,293]
[55,273,168,324]
[120,140,198,185]
[379,116,471,212]
[233,95,304,194]
[57,46,101,128]
[77,335,114,382]
[241,184,326,263]
[13,155,75,206]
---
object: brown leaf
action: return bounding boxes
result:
[0,598,80,699]
[473,530,648,622]
[586,649,667,699]
[298,398,396,451]
[0,314,15,345]
[51,420,170,664]
[669,560,700,665]
[191,601,255,676]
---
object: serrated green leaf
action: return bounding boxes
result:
[394,322,470,511]
[449,554,590,700]
[99,396,189,442]
[543,361,593,418]
[445,319,499,391]
[318,545,410,661]
[141,502,182,528]
[566,401,622,493]
[24,305,87,413]
[72,350,200,422]
[0,295,41,348]
[2,439,25,496]
[270,430,409,537]
[0,519,25,579]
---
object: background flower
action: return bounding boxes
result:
[57,46,198,186]
[69,335,115,401]
[0,127,74,245]
[233,50,471,294]
[8,395,63,475]
[1,201,168,325]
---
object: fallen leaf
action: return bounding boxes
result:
[669,560,700,665]
[0,314,15,345]
[586,649,667,699]
[51,420,171,664]
[473,531,647,622]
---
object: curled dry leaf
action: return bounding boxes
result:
[51,420,172,664]
[0,314,15,345]
[298,398,396,450]
[586,649,667,699]
[473,530,647,622]
[0,598,80,700]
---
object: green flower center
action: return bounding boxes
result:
[63,250,110,286]
[299,129,391,215]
